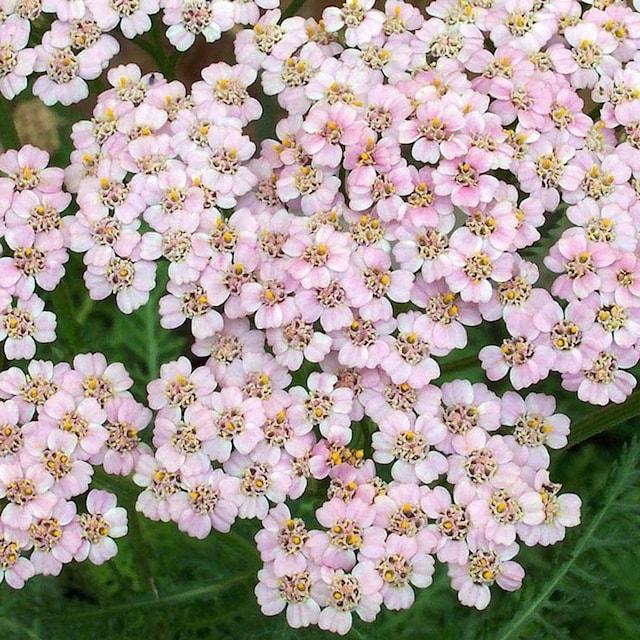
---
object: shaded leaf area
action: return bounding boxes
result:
[0,432,637,640]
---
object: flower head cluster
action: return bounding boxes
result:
[5,0,640,631]
[0,354,139,585]
[0,145,67,359]
[0,0,279,104]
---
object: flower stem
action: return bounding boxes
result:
[568,389,640,447]
[0,96,21,151]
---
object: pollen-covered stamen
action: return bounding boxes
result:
[255,173,281,207]
[16,0,42,20]
[293,165,320,195]
[105,256,135,293]
[244,371,272,399]
[346,318,378,347]
[99,178,130,210]
[539,481,562,523]
[20,374,58,406]
[41,448,72,479]
[392,429,428,463]
[442,403,478,435]
[365,105,392,132]
[280,56,315,88]
[329,573,362,611]
[149,468,180,498]
[278,571,312,604]
[361,44,390,70]
[464,448,498,484]
[30,517,63,552]
[253,22,285,53]
[350,214,385,245]
[466,210,497,238]
[0,44,17,77]
[549,102,574,129]
[81,376,112,405]
[514,413,553,447]
[427,29,463,61]
[384,382,418,412]
[535,152,565,188]
[79,512,110,544]
[573,38,603,69]
[277,517,308,554]
[581,165,615,200]
[565,251,595,280]
[170,421,201,455]
[91,216,121,246]
[5,478,37,505]
[383,5,406,34]
[164,375,196,408]
[468,549,501,585]
[105,421,140,453]
[370,175,396,203]
[489,489,523,524]
[188,484,219,514]
[3,307,35,339]
[408,181,435,208]
[181,285,211,318]
[329,517,363,551]
[259,229,287,258]
[316,279,347,309]
[464,252,493,282]
[14,165,40,191]
[160,186,187,214]
[261,280,286,307]
[505,9,536,37]
[209,148,239,175]
[0,422,23,456]
[395,332,430,365]
[616,268,635,288]
[304,390,334,424]
[161,230,193,263]
[188,122,210,146]
[387,503,427,537]
[110,0,140,17]
[585,351,618,384]
[209,334,242,364]
[215,408,245,440]
[0,540,22,570]
[497,276,532,306]
[426,291,459,324]
[596,304,628,332]
[437,504,469,540]
[363,267,391,298]
[551,320,582,351]
[47,48,79,84]
[182,1,214,35]
[28,203,62,233]
[241,463,270,496]
[500,336,535,365]
[510,86,534,111]
[213,78,250,108]
[283,317,314,350]
[419,115,452,143]
[302,242,329,267]
[484,55,514,79]
[69,20,103,50]
[262,410,292,447]
[377,553,412,587]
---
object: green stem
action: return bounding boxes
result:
[0,96,20,150]
[42,573,254,620]
[283,0,311,19]
[568,389,640,447]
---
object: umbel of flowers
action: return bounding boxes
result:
[3,0,640,633]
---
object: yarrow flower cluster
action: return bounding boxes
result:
[3,0,640,633]
[0,355,135,585]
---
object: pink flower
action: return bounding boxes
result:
[74,489,128,564]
